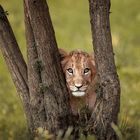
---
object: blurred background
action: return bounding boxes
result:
[0,0,140,139]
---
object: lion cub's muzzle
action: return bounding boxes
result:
[69,83,88,97]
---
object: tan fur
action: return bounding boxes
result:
[59,49,96,115]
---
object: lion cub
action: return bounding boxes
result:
[60,49,96,115]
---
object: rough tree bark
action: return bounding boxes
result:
[24,1,47,134]
[0,0,72,137]
[88,0,120,140]
[0,5,33,134]
[24,0,73,135]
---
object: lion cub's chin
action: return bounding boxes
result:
[72,91,86,97]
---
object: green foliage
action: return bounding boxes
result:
[0,9,8,19]
[39,83,48,94]
[34,60,44,73]
[0,0,140,139]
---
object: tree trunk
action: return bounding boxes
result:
[0,5,33,135]
[24,0,73,134]
[24,2,47,134]
[88,0,120,139]
[0,0,73,137]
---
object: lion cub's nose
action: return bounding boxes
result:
[75,83,83,89]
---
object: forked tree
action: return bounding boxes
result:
[0,0,120,140]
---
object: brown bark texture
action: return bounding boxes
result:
[24,0,72,134]
[88,0,120,140]
[0,0,73,137]
[24,2,46,134]
[0,5,33,134]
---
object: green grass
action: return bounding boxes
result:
[0,0,140,139]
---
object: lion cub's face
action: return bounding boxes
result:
[60,49,96,97]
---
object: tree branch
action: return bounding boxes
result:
[24,1,47,133]
[0,5,28,94]
[24,0,73,134]
[88,0,120,139]
[0,5,33,135]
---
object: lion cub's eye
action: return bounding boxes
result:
[84,68,90,74]
[67,68,73,74]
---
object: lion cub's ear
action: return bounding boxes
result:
[90,52,96,66]
[59,48,68,60]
